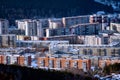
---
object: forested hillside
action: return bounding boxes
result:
[0,0,113,25]
[0,64,94,80]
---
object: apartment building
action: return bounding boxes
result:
[16,35,39,41]
[0,34,16,48]
[54,45,120,56]
[90,15,109,30]
[17,56,25,66]
[45,23,102,37]
[110,23,120,33]
[110,34,120,43]
[45,28,68,37]
[6,55,19,64]
[46,35,84,44]
[0,55,5,64]
[16,19,43,37]
[62,15,90,27]
[70,23,102,35]
[37,57,91,71]
[48,18,63,29]
[16,55,32,66]
[99,58,120,68]
[9,29,25,35]
[46,35,109,45]
[0,55,32,66]
[0,19,9,34]
[84,35,102,46]
[26,56,32,66]
[16,40,69,50]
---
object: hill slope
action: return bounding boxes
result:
[0,0,113,24]
[0,64,93,80]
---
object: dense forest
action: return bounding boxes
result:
[0,64,98,80]
[0,0,113,25]
[103,63,120,75]
[0,63,120,80]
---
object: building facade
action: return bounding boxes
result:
[37,57,91,71]
[110,23,120,33]
[90,15,109,30]
[17,19,43,37]
[0,55,32,66]
[99,58,120,68]
[54,45,120,56]
[0,34,16,48]
[62,15,90,27]
[0,19,9,34]
[48,18,63,29]
[45,23,102,37]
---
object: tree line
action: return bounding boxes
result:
[0,64,98,80]
[103,63,120,75]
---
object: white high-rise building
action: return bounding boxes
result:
[0,19,9,34]
[17,19,43,37]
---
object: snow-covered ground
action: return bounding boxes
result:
[95,74,120,80]
[31,60,38,68]
[94,0,120,11]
